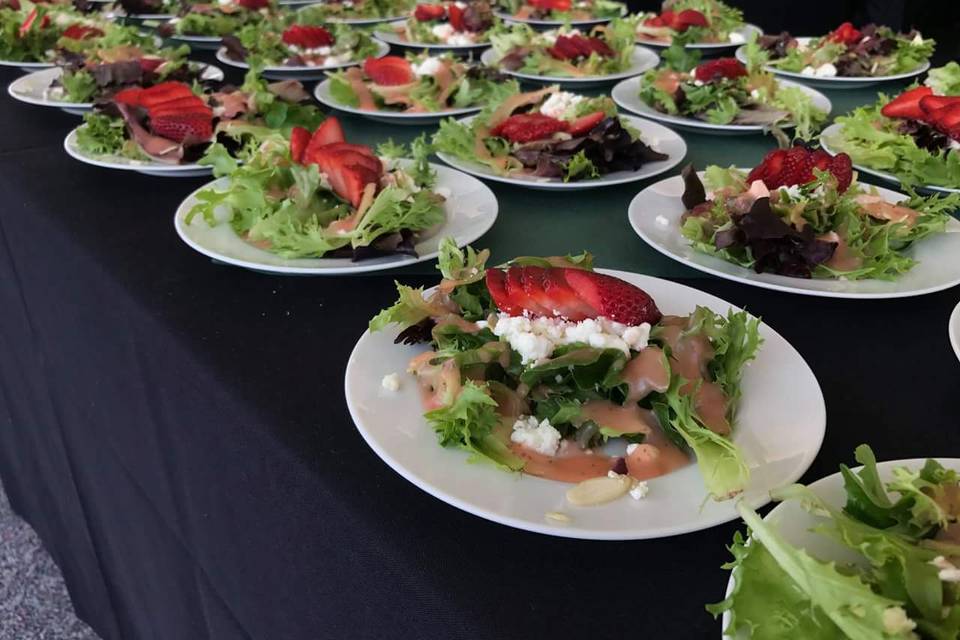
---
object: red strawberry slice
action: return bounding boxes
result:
[138,57,165,73]
[319,148,382,176]
[149,112,212,143]
[880,86,932,120]
[520,266,558,316]
[340,166,378,208]
[303,117,345,160]
[643,14,665,27]
[774,145,817,187]
[490,113,569,143]
[237,0,269,9]
[746,148,786,184]
[694,57,747,83]
[828,153,852,193]
[413,3,446,21]
[448,3,465,30]
[18,8,39,37]
[562,269,662,326]
[485,269,524,316]
[529,0,570,10]
[281,25,334,49]
[506,267,550,316]
[289,126,311,164]
[319,142,378,159]
[363,56,414,86]
[748,146,853,193]
[146,95,207,114]
[568,111,605,137]
[670,9,708,31]
[828,21,861,45]
[62,24,103,39]
[919,95,960,114]
[138,82,196,108]
[539,268,596,320]
[928,103,960,134]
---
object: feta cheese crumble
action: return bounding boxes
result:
[490,314,651,365]
[629,481,649,500]
[381,372,401,391]
[779,184,803,199]
[802,63,837,77]
[728,32,745,44]
[510,416,562,456]
[431,23,455,40]
[412,56,443,76]
[539,91,584,119]
[446,32,476,46]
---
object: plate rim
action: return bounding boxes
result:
[733,44,931,84]
[63,126,209,174]
[214,40,389,72]
[480,45,659,84]
[636,22,762,50]
[313,77,483,120]
[950,301,960,363]
[492,9,614,27]
[345,268,826,540]
[372,28,491,50]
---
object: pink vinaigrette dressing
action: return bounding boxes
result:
[410,315,734,485]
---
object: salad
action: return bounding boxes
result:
[73,68,323,165]
[752,22,934,78]
[434,85,668,181]
[710,445,960,639]
[488,18,637,79]
[157,0,275,38]
[369,241,762,502]
[222,21,380,68]
[387,1,494,46]
[495,0,625,23]
[636,0,747,45]
[296,0,415,22]
[327,53,517,113]
[638,44,827,138]
[826,64,960,189]
[186,119,446,260]
[679,145,960,280]
[0,5,145,63]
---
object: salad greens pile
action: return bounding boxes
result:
[165,2,274,37]
[681,165,958,280]
[496,0,625,22]
[229,20,380,67]
[57,43,194,103]
[370,240,763,501]
[927,62,960,96]
[711,445,960,639]
[296,0,414,21]
[0,4,67,62]
[187,135,445,259]
[637,0,745,44]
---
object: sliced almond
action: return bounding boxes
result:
[545,511,572,524]
[565,475,633,507]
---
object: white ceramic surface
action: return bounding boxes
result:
[481,45,658,88]
[435,114,687,190]
[174,163,498,274]
[346,270,825,539]
[950,301,960,363]
[629,171,960,298]
[313,77,482,124]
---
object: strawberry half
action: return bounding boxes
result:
[748,145,853,193]
[363,55,414,85]
[62,24,103,40]
[413,3,446,21]
[567,111,605,137]
[928,103,960,135]
[505,267,551,316]
[562,268,662,326]
[448,3,465,30]
[828,153,853,193]
[149,112,212,143]
[670,9,708,31]
[548,34,613,61]
[289,126,311,164]
[529,0,571,11]
[694,58,747,83]
[282,25,334,49]
[880,86,932,120]
[490,113,568,143]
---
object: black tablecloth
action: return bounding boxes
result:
[1,64,960,640]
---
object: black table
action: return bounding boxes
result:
[1,61,959,640]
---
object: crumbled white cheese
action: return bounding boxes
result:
[779,184,803,199]
[882,607,917,635]
[692,79,705,86]
[342,0,354,6]
[381,373,401,391]
[728,31,745,44]
[510,416,562,456]
[446,32,476,45]
[813,63,837,77]
[795,38,809,52]
[491,314,651,365]
[431,23,455,39]
[932,556,960,582]
[950,139,960,151]
[435,186,452,199]
[412,56,443,76]
[325,52,353,66]
[625,443,639,455]
[749,88,761,99]
[629,481,649,500]
[539,91,584,119]
[911,33,925,46]
[800,65,815,76]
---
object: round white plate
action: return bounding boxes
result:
[64,127,211,177]
[950,301,960,363]
[734,40,930,89]
[295,4,408,24]
[493,9,614,28]
[313,77,482,124]
[373,28,490,53]
[820,122,960,196]
[629,171,960,298]
[174,162,498,274]
[0,58,54,73]
[720,458,960,637]
[612,75,831,135]
[8,63,224,115]
[480,45,658,88]
[214,40,388,80]
[165,32,224,50]
[636,23,761,51]
[346,269,825,540]
[435,114,686,190]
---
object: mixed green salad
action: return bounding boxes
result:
[495,0,625,23]
[488,18,637,78]
[679,150,959,281]
[433,85,669,181]
[158,0,276,38]
[327,52,518,113]
[826,63,960,190]
[711,445,960,639]
[639,41,827,139]
[222,20,380,68]
[187,126,446,260]
[636,0,748,45]
[370,240,762,501]
[388,1,495,46]
[296,0,414,22]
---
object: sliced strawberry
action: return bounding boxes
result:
[281,25,334,49]
[319,142,377,158]
[18,8,38,37]
[62,24,103,39]
[828,21,861,45]
[340,165,377,207]
[880,86,933,120]
[413,3,446,21]
[828,153,853,193]
[237,0,269,9]
[485,269,523,316]
[541,268,596,320]
[138,57,165,73]
[304,117,346,160]
[928,103,960,133]
[694,58,747,83]
[643,14,665,27]
[146,95,207,115]
[520,266,555,315]
[529,0,570,10]
[568,111,605,137]
[506,267,550,316]
[774,145,817,187]
[363,55,414,86]
[919,95,960,114]
[490,113,568,143]
[321,148,382,176]
[810,148,832,172]
[149,112,212,143]
[289,126,311,164]
[562,269,662,326]
[448,3,465,30]
[670,9,708,31]
[138,82,196,108]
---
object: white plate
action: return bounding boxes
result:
[480,45,658,88]
[637,23,761,52]
[821,122,960,196]
[313,77,482,124]
[734,40,931,89]
[214,40,389,80]
[373,28,490,53]
[629,171,960,298]
[950,301,960,363]
[612,75,831,135]
[346,269,825,540]
[174,163,498,274]
[493,9,614,28]
[0,58,54,73]
[435,114,686,190]
[295,4,408,24]
[165,33,224,50]
[8,64,224,115]
[720,458,960,638]
[64,127,211,177]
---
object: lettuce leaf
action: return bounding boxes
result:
[926,62,960,96]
